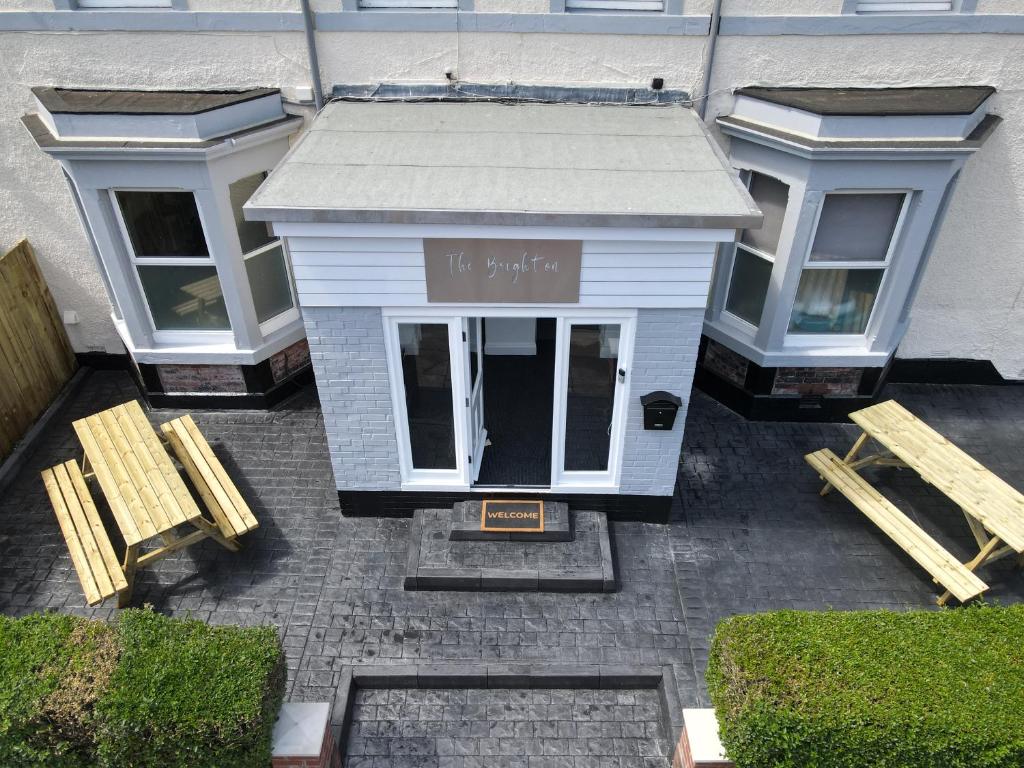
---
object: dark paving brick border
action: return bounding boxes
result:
[331,663,685,766]
[404,509,616,592]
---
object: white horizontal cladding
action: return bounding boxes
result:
[287,237,717,310]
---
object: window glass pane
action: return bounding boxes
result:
[564,324,619,472]
[116,191,209,258]
[399,323,456,470]
[229,173,276,254]
[245,244,294,324]
[740,172,789,255]
[789,269,884,334]
[725,248,773,327]
[810,193,904,263]
[136,265,230,331]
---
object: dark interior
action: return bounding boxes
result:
[475,318,555,487]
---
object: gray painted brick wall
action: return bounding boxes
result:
[303,306,403,491]
[619,308,703,497]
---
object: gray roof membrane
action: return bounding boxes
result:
[245,100,761,229]
[31,87,280,115]
[735,86,995,116]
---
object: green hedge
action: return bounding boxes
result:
[0,610,284,768]
[706,606,1024,768]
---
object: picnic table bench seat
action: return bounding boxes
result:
[41,460,128,606]
[806,448,989,605]
[160,415,258,542]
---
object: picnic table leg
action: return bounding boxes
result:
[821,431,869,496]
[118,544,139,609]
[191,516,240,552]
[936,536,1004,607]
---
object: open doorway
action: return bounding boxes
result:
[474,317,555,487]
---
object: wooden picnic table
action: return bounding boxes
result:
[816,399,1024,605]
[72,400,239,606]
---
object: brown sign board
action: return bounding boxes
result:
[480,500,545,533]
[424,239,582,304]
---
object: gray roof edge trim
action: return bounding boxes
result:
[243,205,760,230]
[716,113,1001,156]
[720,13,1024,36]
[692,112,762,220]
[22,113,302,156]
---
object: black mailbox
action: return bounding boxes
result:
[641,391,683,431]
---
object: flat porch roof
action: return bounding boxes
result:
[245,100,762,230]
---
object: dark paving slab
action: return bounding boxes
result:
[345,687,669,768]
[1,369,1022,722]
[408,508,613,592]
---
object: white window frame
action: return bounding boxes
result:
[784,189,911,348]
[565,0,665,12]
[110,187,234,348]
[722,170,785,333]
[230,170,301,337]
[843,0,975,13]
[56,0,187,9]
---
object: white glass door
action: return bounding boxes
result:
[463,317,487,482]
[551,316,634,490]
[384,316,469,487]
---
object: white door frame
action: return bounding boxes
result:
[382,314,471,490]
[463,316,487,483]
[550,313,635,492]
[382,306,636,493]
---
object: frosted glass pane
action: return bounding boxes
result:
[810,194,904,262]
[245,245,294,324]
[137,265,229,331]
[725,248,772,327]
[789,269,883,334]
[229,172,276,254]
[740,173,789,255]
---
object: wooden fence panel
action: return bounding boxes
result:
[0,240,78,462]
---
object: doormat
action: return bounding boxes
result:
[480,499,544,533]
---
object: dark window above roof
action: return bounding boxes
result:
[734,86,995,116]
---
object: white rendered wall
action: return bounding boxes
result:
[3,6,1024,377]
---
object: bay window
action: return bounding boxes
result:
[789,193,905,336]
[725,172,789,327]
[114,190,230,332]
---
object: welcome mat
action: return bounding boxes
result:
[480,499,544,533]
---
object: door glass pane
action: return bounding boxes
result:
[740,172,789,255]
[245,244,294,324]
[725,248,773,327]
[116,191,209,258]
[136,265,230,330]
[789,268,884,334]
[399,323,456,470]
[229,172,276,254]
[564,324,619,472]
[809,193,904,263]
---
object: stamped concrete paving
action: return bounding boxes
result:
[345,688,668,767]
[1,370,1023,719]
